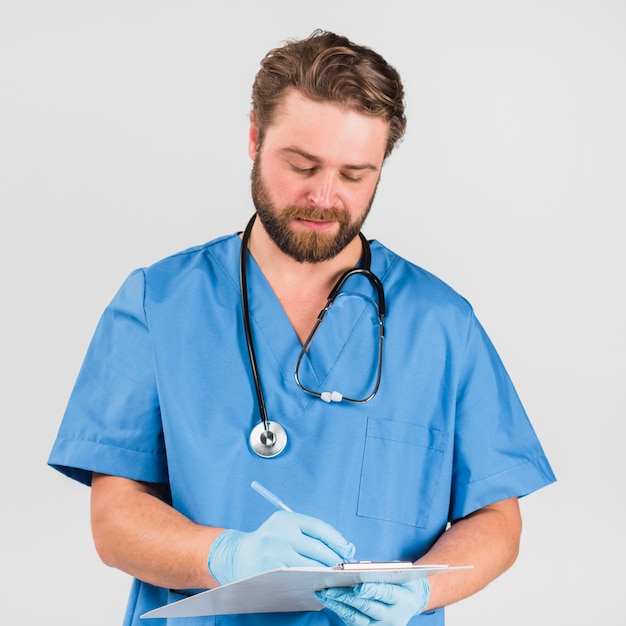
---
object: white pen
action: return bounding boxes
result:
[251,480,294,512]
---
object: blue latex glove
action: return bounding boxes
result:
[315,578,431,626]
[208,511,356,585]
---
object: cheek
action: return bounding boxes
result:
[260,163,302,204]
[350,184,377,211]
[274,177,309,205]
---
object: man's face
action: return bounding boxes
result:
[249,90,389,263]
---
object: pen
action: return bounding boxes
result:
[251,480,294,512]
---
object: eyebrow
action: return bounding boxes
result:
[280,147,379,172]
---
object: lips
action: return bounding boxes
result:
[294,217,337,231]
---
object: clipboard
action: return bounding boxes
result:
[141,563,471,618]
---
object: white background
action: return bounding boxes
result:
[1,1,624,624]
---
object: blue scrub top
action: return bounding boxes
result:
[49,233,555,625]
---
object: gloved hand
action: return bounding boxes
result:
[208,511,356,585]
[315,578,430,626]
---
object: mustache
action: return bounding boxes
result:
[281,206,351,225]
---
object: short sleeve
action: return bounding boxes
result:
[449,311,555,519]
[48,269,168,486]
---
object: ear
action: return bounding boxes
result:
[248,111,260,161]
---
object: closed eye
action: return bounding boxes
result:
[291,164,317,176]
[341,172,364,183]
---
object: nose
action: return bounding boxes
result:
[307,172,338,209]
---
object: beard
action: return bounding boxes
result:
[250,157,376,264]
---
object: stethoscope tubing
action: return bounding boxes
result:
[239,213,385,456]
[239,216,271,431]
[294,271,385,403]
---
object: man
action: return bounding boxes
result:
[49,30,555,625]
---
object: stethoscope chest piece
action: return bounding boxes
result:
[249,421,287,458]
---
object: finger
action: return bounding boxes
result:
[354,582,401,604]
[271,548,345,570]
[318,587,357,602]
[355,581,430,619]
[320,586,380,613]
[315,589,372,626]
[294,513,356,559]
[320,585,394,622]
[287,533,353,566]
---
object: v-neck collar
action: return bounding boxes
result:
[215,231,393,413]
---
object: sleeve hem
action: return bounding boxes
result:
[48,436,168,486]
[450,454,556,521]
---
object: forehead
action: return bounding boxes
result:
[264,90,389,166]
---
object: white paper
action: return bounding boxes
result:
[141,564,471,619]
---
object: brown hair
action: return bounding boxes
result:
[251,30,406,158]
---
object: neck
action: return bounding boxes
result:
[244,217,364,343]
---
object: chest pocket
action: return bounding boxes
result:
[357,417,449,528]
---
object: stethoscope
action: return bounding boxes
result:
[240,214,386,458]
